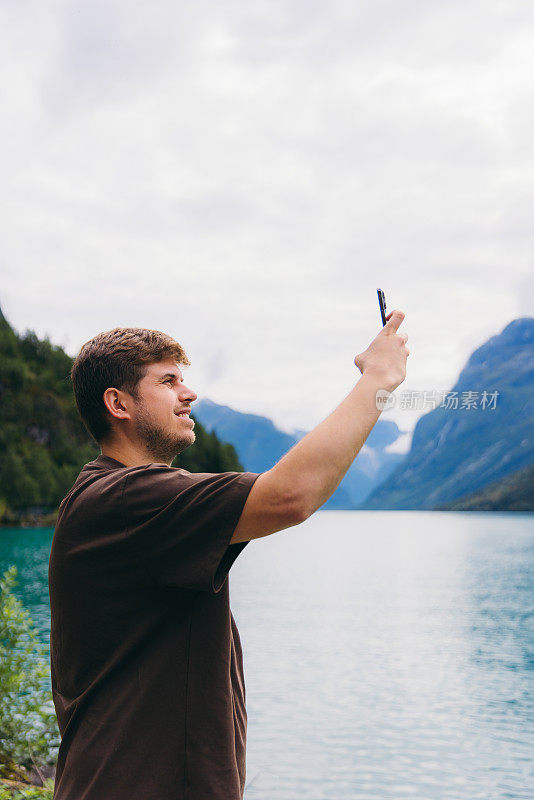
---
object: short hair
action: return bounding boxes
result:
[71,327,190,444]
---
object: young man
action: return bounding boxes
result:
[48,313,409,800]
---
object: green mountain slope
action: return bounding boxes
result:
[434,463,534,512]
[0,307,242,525]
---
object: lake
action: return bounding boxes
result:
[1,510,533,800]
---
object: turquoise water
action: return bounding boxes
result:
[1,511,533,799]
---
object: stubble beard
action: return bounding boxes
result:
[133,399,195,465]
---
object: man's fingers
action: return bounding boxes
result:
[383,310,405,333]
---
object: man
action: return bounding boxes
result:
[48,312,409,800]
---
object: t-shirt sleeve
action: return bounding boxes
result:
[121,465,261,593]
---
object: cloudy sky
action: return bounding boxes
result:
[1,0,533,437]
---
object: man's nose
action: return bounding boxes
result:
[180,385,197,402]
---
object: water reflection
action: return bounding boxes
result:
[234,511,534,799]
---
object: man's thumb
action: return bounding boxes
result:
[383,310,405,333]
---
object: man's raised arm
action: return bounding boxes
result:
[231,310,409,543]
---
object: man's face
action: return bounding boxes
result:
[130,360,198,465]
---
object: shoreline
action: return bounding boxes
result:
[0,511,58,529]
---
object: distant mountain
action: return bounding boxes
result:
[192,398,409,509]
[360,317,534,510]
[434,463,534,512]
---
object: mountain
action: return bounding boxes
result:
[192,398,409,509]
[360,317,534,510]
[0,305,243,525]
[434,463,534,512]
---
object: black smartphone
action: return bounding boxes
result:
[377,288,387,326]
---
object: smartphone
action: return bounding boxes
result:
[377,288,387,326]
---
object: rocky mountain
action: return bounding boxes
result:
[360,317,534,510]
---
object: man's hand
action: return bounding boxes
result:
[353,309,410,392]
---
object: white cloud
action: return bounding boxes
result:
[1,0,533,433]
[385,431,414,455]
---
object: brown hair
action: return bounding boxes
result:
[71,327,190,443]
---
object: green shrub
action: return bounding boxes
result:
[0,567,58,785]
[0,778,54,798]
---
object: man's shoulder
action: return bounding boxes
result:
[59,457,245,523]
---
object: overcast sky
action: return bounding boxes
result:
[1,0,533,437]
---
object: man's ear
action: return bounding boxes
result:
[102,387,132,422]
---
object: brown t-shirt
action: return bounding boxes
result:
[48,454,261,800]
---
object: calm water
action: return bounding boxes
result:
[1,511,533,800]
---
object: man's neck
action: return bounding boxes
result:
[100,440,172,469]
